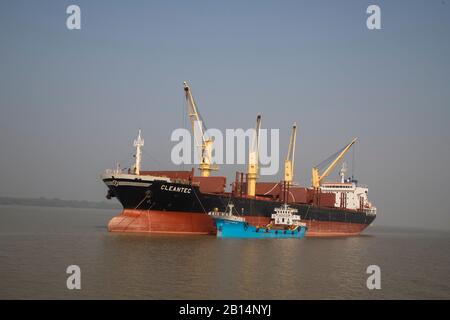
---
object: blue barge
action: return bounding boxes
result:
[209,204,307,239]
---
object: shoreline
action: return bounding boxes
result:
[0,196,120,210]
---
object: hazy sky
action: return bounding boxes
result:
[1,0,449,230]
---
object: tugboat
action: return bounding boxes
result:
[209,203,307,239]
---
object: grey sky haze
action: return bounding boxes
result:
[0,0,449,230]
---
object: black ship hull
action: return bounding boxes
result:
[103,176,376,236]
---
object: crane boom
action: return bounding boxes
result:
[247,115,262,197]
[183,81,217,177]
[284,123,297,184]
[311,138,357,188]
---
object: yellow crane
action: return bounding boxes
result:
[183,81,218,177]
[284,123,297,185]
[247,115,262,197]
[311,138,357,188]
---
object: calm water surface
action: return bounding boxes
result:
[0,205,449,299]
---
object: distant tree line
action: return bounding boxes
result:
[0,196,120,209]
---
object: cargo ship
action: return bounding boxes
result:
[101,82,376,237]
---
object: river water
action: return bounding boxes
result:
[0,205,449,299]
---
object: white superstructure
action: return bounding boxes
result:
[320,164,377,216]
[271,204,304,226]
[208,204,245,222]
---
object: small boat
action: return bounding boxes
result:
[208,203,307,239]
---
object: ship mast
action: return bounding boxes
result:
[284,123,297,185]
[339,162,347,183]
[133,129,144,175]
[247,115,262,197]
[183,81,218,177]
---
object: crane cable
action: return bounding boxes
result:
[352,143,356,180]
[315,144,347,171]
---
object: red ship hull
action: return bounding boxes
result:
[108,209,370,237]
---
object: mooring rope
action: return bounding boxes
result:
[192,187,208,214]
[134,193,150,210]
